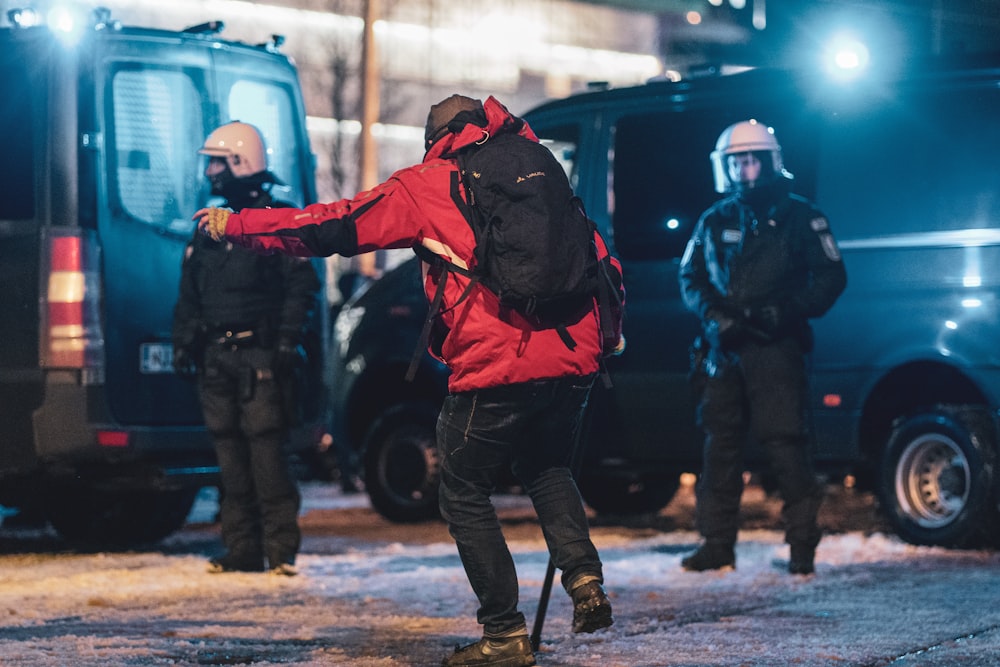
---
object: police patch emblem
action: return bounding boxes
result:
[820,233,841,261]
[810,217,829,232]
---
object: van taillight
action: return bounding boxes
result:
[96,430,131,448]
[41,229,105,374]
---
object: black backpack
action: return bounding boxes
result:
[407,131,620,383]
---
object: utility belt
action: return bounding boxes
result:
[211,329,256,347]
[204,317,280,349]
[207,324,265,348]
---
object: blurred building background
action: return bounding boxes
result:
[72,0,663,199]
[4,0,996,199]
[3,0,997,285]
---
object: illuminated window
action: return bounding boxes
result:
[111,68,202,229]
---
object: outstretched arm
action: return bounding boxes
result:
[194,172,430,258]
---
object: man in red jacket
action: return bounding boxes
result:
[196,95,623,667]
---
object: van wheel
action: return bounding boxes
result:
[363,403,441,523]
[879,407,999,548]
[577,471,680,516]
[44,486,197,548]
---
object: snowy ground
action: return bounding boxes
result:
[1,482,998,666]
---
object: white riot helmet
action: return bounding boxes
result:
[199,121,270,179]
[710,119,792,194]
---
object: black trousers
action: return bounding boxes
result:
[437,375,603,637]
[199,343,301,566]
[695,337,822,548]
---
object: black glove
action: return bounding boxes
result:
[704,307,747,352]
[273,336,302,378]
[172,345,199,380]
[748,303,798,342]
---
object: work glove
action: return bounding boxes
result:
[273,336,302,378]
[172,345,199,380]
[198,207,231,241]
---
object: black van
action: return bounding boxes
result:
[330,55,1000,548]
[0,8,325,546]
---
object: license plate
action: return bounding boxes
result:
[140,342,174,374]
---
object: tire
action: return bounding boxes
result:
[577,470,680,516]
[879,406,999,548]
[45,485,198,548]
[363,403,441,523]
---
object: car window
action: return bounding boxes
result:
[610,102,818,261]
[610,110,722,261]
[225,79,306,207]
[534,124,580,190]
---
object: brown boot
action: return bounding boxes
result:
[442,635,536,667]
[570,578,614,633]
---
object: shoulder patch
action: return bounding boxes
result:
[722,229,743,244]
[810,217,829,232]
[820,233,841,262]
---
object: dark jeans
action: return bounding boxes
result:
[696,337,822,548]
[437,375,603,638]
[200,343,301,566]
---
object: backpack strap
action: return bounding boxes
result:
[595,265,618,389]
[555,324,577,351]
[578,204,621,390]
[597,258,620,348]
[452,154,479,227]
[405,243,479,382]
[406,167,488,383]
[406,245,449,383]
[580,207,620,353]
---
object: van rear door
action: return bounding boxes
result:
[93,33,314,428]
[0,33,46,468]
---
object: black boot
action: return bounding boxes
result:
[789,543,816,575]
[681,542,735,571]
[207,552,265,573]
[570,580,614,633]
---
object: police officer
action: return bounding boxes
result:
[678,119,847,575]
[172,122,320,575]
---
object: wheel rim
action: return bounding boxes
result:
[894,432,971,528]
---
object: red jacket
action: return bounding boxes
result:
[222,97,624,393]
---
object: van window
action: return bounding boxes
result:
[226,80,305,207]
[611,111,722,261]
[0,54,36,220]
[110,67,204,233]
[610,106,817,261]
[817,85,1000,239]
[109,69,308,233]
